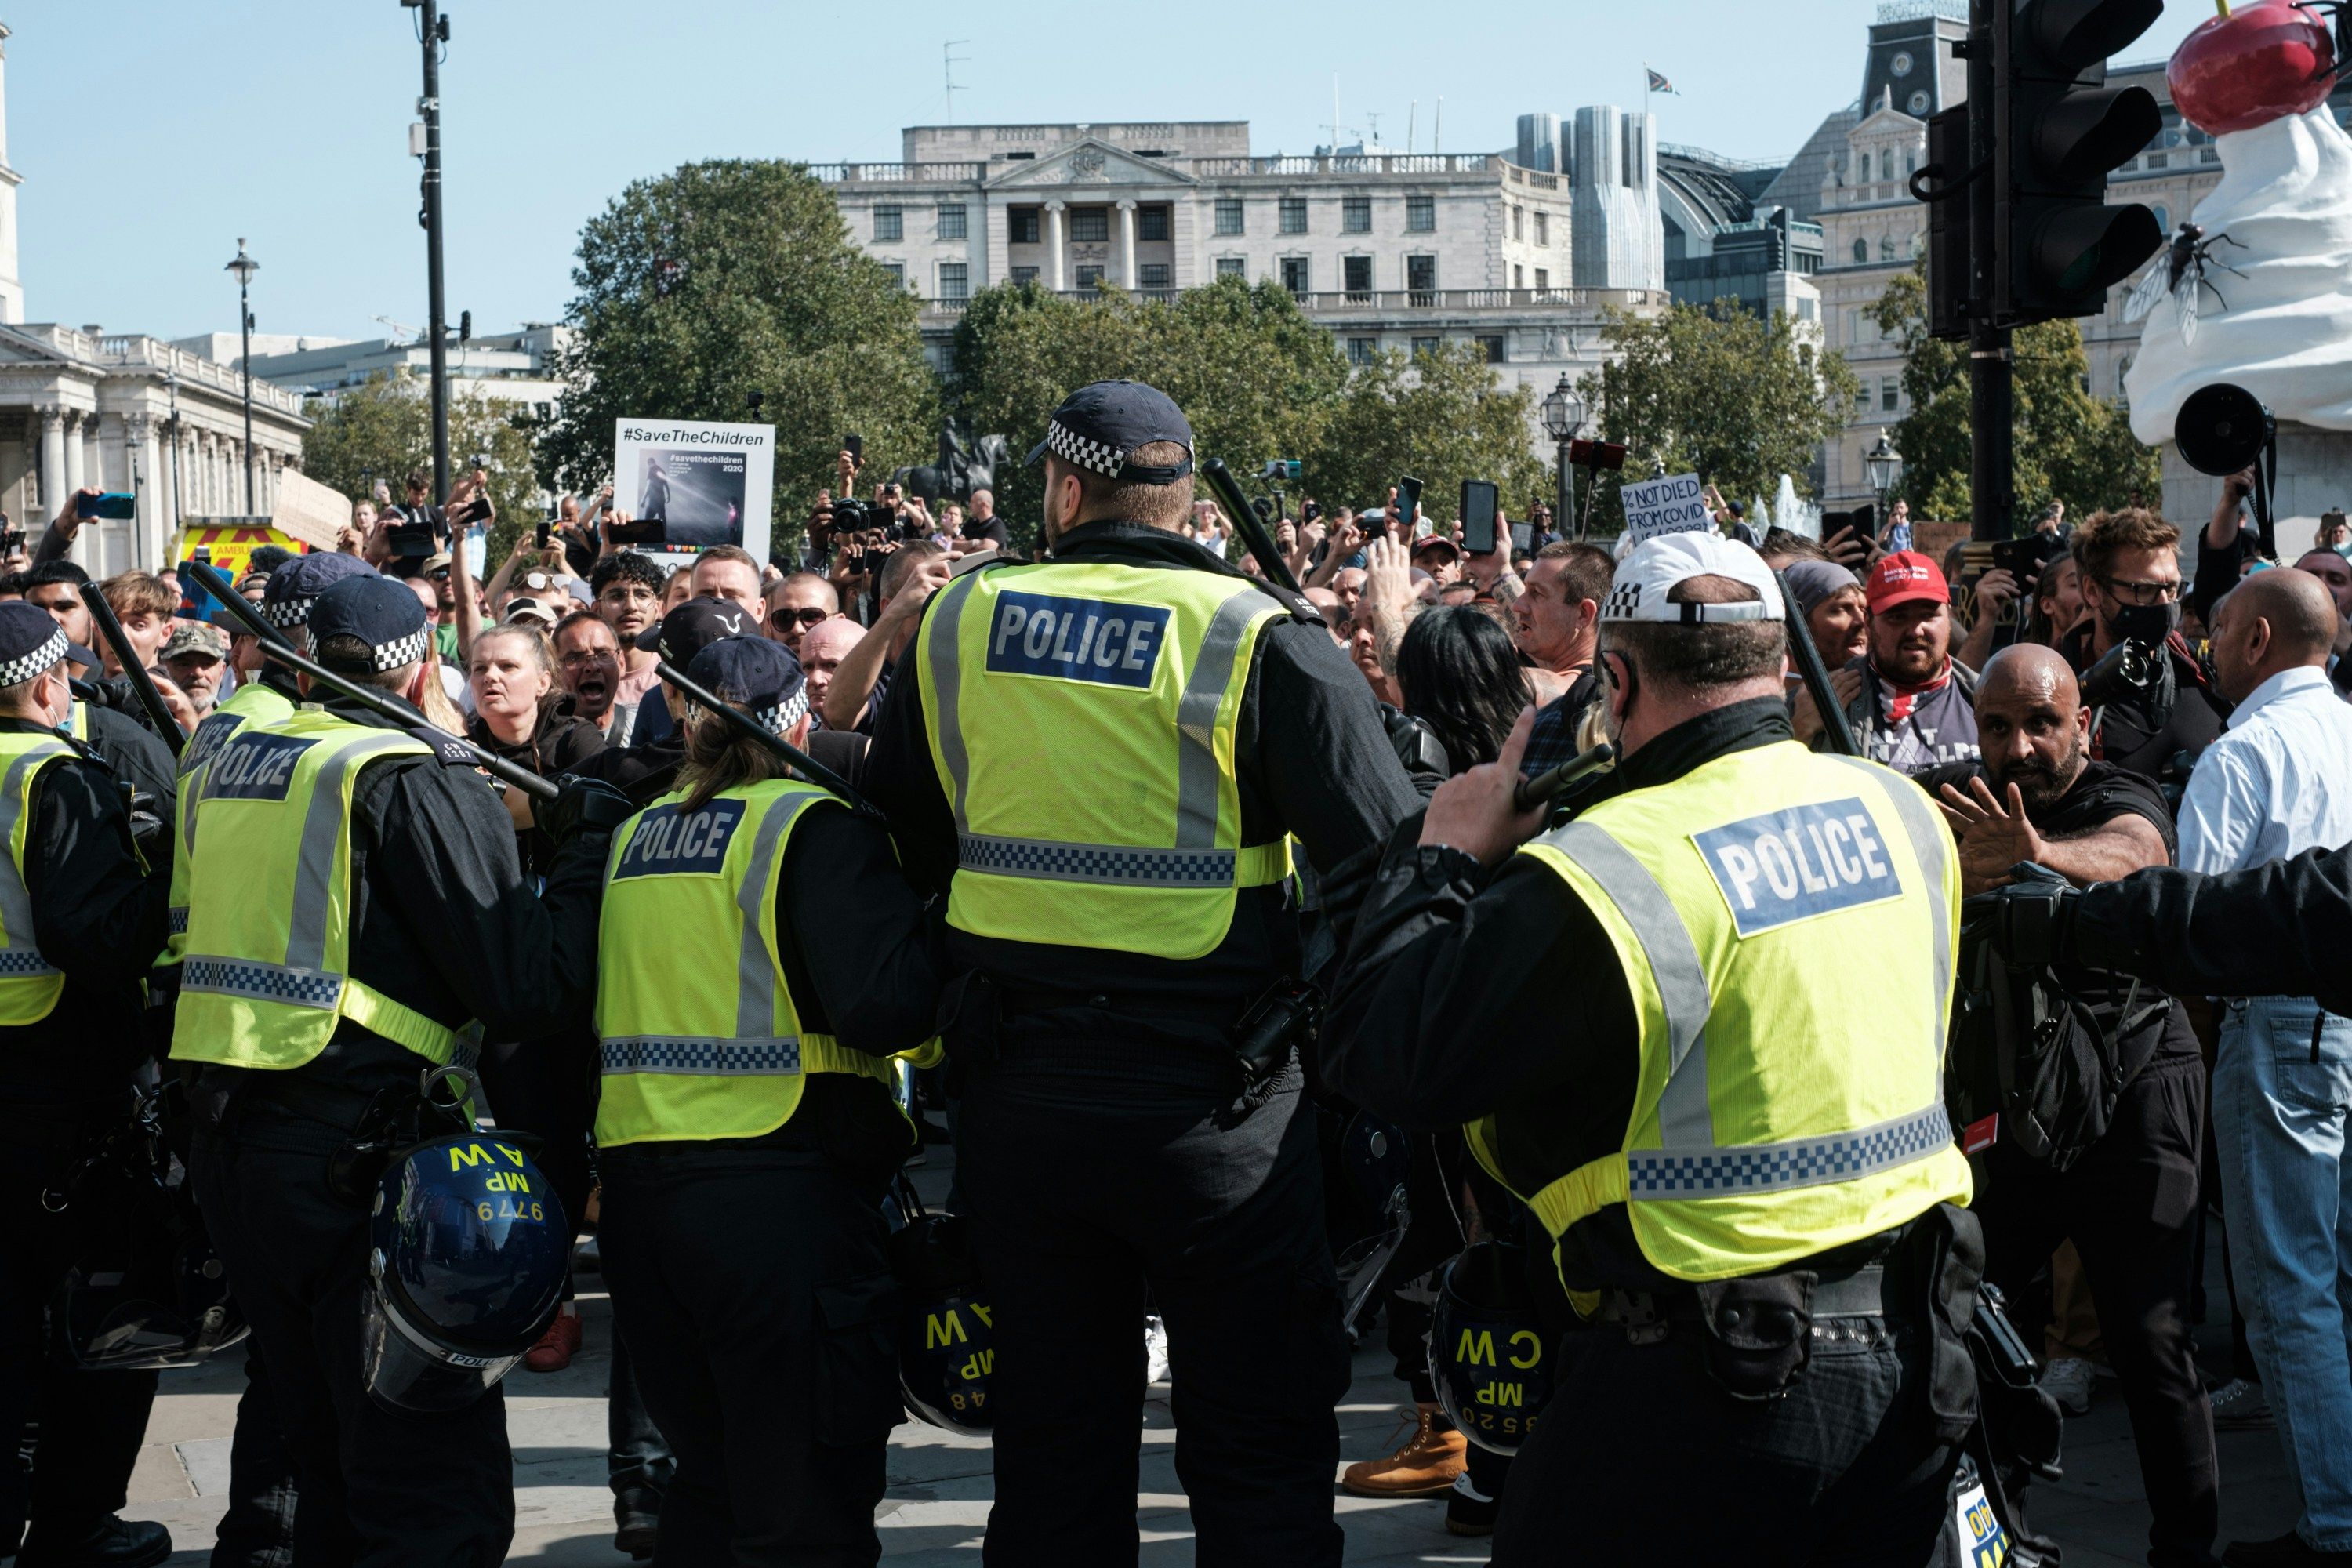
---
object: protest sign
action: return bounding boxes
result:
[1621,473,1712,544]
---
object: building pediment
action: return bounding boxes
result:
[1849,105,1923,139]
[985,138,1198,191]
[0,325,89,368]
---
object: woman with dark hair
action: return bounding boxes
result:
[1394,605,1529,778]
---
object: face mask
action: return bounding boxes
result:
[2107,601,2178,647]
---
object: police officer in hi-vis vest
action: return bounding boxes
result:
[0,602,176,1567]
[1326,532,1980,1564]
[864,380,1419,1566]
[172,574,623,1565]
[591,634,944,1566]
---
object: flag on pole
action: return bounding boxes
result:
[1646,67,1679,95]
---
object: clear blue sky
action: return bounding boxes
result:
[5,1,2222,347]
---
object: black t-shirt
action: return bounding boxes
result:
[961,515,1011,552]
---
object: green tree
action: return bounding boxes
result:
[1311,342,1551,520]
[298,371,541,557]
[1575,302,1860,531]
[1870,263,2159,527]
[538,158,937,553]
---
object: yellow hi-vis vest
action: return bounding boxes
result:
[162,681,297,967]
[1468,740,1973,1285]
[913,559,1292,960]
[170,710,459,1071]
[594,779,925,1147]
[0,731,78,1025]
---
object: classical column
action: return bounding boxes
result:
[61,410,85,497]
[1116,199,1138,289]
[128,413,163,568]
[37,405,62,513]
[157,419,176,536]
[1044,201,1067,292]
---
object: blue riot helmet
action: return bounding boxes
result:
[1428,1242,1554,1455]
[362,1124,569,1414]
[887,1175,994,1432]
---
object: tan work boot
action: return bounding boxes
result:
[1341,1403,1468,1497]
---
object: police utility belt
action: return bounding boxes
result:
[1595,1262,1892,1347]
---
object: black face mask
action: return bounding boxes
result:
[2107,601,2179,648]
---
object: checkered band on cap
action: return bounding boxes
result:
[0,626,67,688]
[1043,418,1126,479]
[365,624,433,672]
[1601,582,1644,621]
[263,595,315,630]
[701,685,808,738]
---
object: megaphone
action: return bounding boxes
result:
[2176,383,2277,557]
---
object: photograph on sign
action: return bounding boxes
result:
[612,419,775,567]
[1621,472,1713,544]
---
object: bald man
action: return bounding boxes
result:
[2292,547,2352,682]
[797,615,864,723]
[1922,641,2218,1565]
[2176,567,2352,1561]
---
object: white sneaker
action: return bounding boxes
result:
[2040,1356,2096,1416]
[1144,1315,1171,1385]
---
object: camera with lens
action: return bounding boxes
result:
[829,495,873,534]
[1989,532,2067,587]
[2080,635,2159,707]
[387,517,437,559]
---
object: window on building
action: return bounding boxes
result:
[1010,206,1040,244]
[1076,263,1105,289]
[1140,262,1171,289]
[1348,337,1377,366]
[873,205,903,242]
[1279,197,1308,234]
[1280,256,1310,296]
[1071,207,1109,242]
[881,260,906,289]
[938,262,969,302]
[1878,148,1893,181]
[1535,212,1550,246]
[1406,194,1436,232]
[2151,205,2170,234]
[1534,267,1550,292]
[1344,255,1373,294]
[1512,205,1526,241]
[1797,296,1817,321]
[1852,238,1869,263]
[1138,205,1171,241]
[1216,256,1247,278]
[1214,198,1245,236]
[1406,253,1437,296]
[1411,336,1440,358]
[1882,378,1900,412]
[937,203,967,240]
[1513,263,1525,289]
[1342,196,1371,233]
[1477,334,1506,364]
[1011,265,1039,285]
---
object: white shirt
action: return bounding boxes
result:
[2178,665,2352,874]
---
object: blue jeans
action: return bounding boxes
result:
[2216,996,2352,1551]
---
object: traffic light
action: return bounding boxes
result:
[1924,106,1972,340]
[1993,0,2165,325]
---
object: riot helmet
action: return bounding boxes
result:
[887,1175,995,1432]
[1428,1242,1554,1455]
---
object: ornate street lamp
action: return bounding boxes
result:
[224,239,260,517]
[1864,431,1903,539]
[1539,373,1585,545]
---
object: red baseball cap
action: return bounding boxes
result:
[1864,550,1948,614]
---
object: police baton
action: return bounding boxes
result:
[650,660,886,825]
[1512,739,1617,815]
[185,558,559,803]
[77,583,184,759]
[1774,565,1862,760]
[1200,459,1302,593]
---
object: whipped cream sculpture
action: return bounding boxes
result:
[2125,0,2352,445]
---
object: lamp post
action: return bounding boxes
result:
[1864,431,1903,546]
[165,372,182,532]
[1539,372,1585,546]
[224,240,258,517]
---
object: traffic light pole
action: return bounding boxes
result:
[1967,0,2013,545]
[416,0,451,506]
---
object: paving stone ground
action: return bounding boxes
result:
[122,1149,2292,1565]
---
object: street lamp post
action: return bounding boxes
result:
[165,372,182,532]
[224,240,259,517]
[1539,372,1585,546]
[405,0,453,503]
[1864,432,1904,548]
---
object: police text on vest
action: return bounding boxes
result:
[205,733,318,803]
[1692,797,1903,936]
[612,800,746,879]
[984,590,1170,691]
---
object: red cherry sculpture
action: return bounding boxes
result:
[2170,0,2336,136]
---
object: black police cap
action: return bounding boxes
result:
[1024,379,1195,485]
[685,635,808,736]
[635,595,755,666]
[0,600,94,687]
[309,575,432,673]
[261,551,377,630]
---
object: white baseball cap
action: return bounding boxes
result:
[1601,532,1784,624]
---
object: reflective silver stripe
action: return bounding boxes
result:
[1174,590,1275,849]
[0,742,67,977]
[927,572,982,834]
[283,735,417,973]
[179,760,205,858]
[182,956,340,1009]
[1625,1103,1955,1197]
[1827,757,1955,1049]
[958,833,1238,887]
[600,1036,803,1076]
[734,794,821,1039]
[1542,820,1715,1149]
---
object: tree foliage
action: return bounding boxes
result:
[1574,302,1860,530]
[299,372,540,557]
[1870,263,2159,527]
[537,158,937,547]
[950,275,1544,545]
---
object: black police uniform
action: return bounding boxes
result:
[589,637,945,1568]
[862,383,1418,1566]
[182,585,609,1568]
[0,623,174,1565]
[1323,699,1976,1566]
